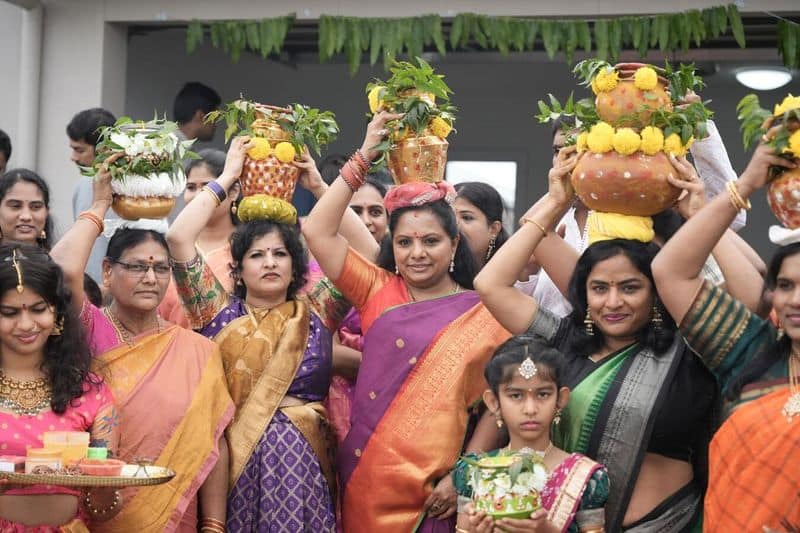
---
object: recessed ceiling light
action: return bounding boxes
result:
[735,67,793,91]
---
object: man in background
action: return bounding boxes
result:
[67,107,116,284]
[173,81,220,144]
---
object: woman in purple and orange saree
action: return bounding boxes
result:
[302,112,510,532]
[50,169,234,533]
[166,137,380,532]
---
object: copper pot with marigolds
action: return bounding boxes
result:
[572,150,681,216]
[365,57,456,185]
[738,93,800,228]
[241,105,300,203]
[592,62,672,129]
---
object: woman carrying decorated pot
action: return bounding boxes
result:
[166,131,378,531]
[453,337,608,533]
[474,143,725,531]
[158,149,240,328]
[651,99,800,531]
[0,244,120,531]
[50,163,234,533]
[302,108,510,531]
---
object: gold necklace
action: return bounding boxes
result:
[104,307,161,347]
[406,280,460,302]
[0,370,51,416]
[782,351,800,422]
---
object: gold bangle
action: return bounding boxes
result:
[523,217,548,236]
[455,528,470,533]
[726,181,751,211]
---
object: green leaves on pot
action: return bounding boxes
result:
[186,15,295,62]
[204,99,260,143]
[280,104,339,156]
[778,20,800,70]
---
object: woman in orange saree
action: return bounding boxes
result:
[50,169,234,533]
[652,141,800,531]
[302,112,510,532]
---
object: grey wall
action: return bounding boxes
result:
[0,2,23,169]
[126,27,800,260]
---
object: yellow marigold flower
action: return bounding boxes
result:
[639,127,664,155]
[274,142,297,163]
[613,128,642,155]
[787,129,800,158]
[430,117,453,139]
[633,67,658,91]
[586,122,615,153]
[246,137,272,160]
[594,68,619,93]
[591,77,600,95]
[368,86,385,114]
[773,94,800,117]
[576,131,589,152]
[663,133,690,157]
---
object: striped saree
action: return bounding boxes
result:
[680,282,798,531]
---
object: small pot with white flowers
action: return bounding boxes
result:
[465,452,548,519]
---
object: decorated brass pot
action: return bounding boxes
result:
[572,150,681,216]
[388,132,448,185]
[112,196,176,221]
[596,63,672,128]
[768,167,800,229]
[240,105,300,203]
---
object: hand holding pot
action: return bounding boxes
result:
[93,153,122,211]
[360,110,404,161]
[221,136,254,185]
[547,145,579,208]
[738,127,798,198]
[295,149,326,198]
[667,155,706,219]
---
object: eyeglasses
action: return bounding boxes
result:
[112,260,171,278]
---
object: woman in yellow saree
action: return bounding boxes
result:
[50,169,234,533]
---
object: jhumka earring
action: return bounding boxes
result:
[485,235,496,261]
[553,408,562,426]
[39,230,47,242]
[231,205,237,215]
[777,321,785,341]
[395,265,399,275]
[584,308,594,336]
[651,304,664,330]
[495,414,504,428]
[449,257,455,273]
[51,316,64,336]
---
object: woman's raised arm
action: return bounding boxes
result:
[302,111,400,280]
[167,136,251,262]
[475,147,579,334]
[50,157,116,316]
[653,140,796,324]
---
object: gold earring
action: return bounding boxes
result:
[485,235,496,261]
[553,408,562,426]
[652,304,663,329]
[39,230,47,241]
[777,322,785,341]
[449,257,455,273]
[51,316,64,336]
[231,205,237,215]
[584,308,594,336]
[495,416,504,429]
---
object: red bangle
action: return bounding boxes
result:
[340,165,360,192]
[78,211,104,234]
[353,150,370,171]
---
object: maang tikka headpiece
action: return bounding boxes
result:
[11,249,23,294]
[518,344,537,380]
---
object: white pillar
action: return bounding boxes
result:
[16,4,42,169]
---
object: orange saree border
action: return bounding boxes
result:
[343,303,510,532]
[705,387,800,532]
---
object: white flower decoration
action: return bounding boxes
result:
[110,132,131,148]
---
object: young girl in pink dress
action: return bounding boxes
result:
[0,244,119,531]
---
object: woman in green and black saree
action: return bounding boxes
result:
[472,147,760,532]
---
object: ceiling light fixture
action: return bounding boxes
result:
[735,67,793,91]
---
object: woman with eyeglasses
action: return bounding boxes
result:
[50,164,234,533]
